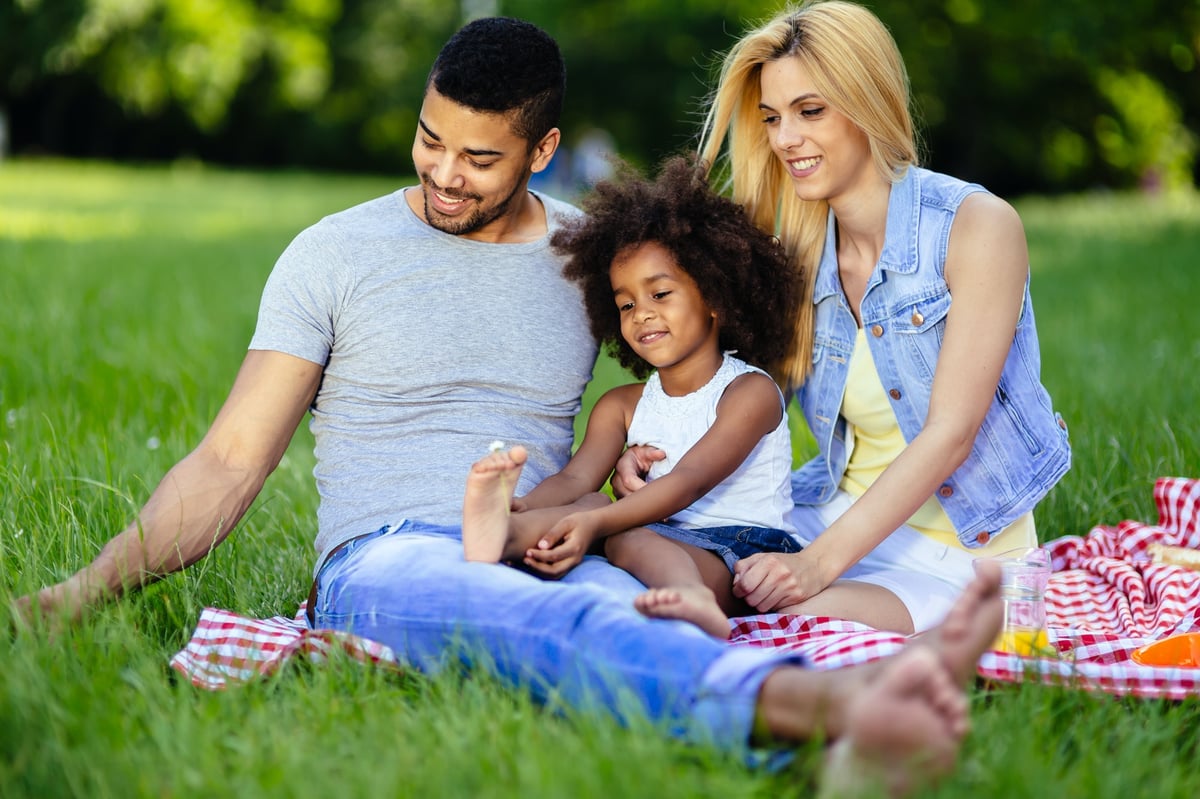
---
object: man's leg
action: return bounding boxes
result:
[312,524,779,744]
[314,526,1003,794]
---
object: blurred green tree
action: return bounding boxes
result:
[1,0,1196,194]
[5,0,339,127]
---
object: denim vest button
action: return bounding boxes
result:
[871,324,884,337]
[975,531,991,544]
[911,311,924,326]
[1058,417,1067,430]
[938,484,953,497]
[888,388,901,400]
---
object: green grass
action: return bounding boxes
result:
[2,159,1199,798]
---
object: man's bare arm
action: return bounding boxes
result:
[15,350,323,624]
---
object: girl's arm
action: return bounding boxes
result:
[735,193,1031,611]
[526,372,784,575]
[517,383,642,511]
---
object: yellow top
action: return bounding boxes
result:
[839,328,1036,554]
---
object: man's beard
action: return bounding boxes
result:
[421,174,525,236]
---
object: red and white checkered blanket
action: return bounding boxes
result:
[171,477,1200,699]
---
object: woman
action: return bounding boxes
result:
[617,0,1070,635]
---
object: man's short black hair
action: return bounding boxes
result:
[428,17,565,144]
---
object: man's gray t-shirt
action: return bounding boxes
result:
[249,189,598,570]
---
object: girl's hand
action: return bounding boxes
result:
[732,550,827,612]
[610,445,666,498]
[521,513,600,578]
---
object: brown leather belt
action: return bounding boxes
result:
[305,532,371,628]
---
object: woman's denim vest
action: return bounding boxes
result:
[790,166,1070,549]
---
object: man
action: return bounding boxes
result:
[19,17,1002,795]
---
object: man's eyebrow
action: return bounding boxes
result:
[418,119,504,158]
[418,119,441,141]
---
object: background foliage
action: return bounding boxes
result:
[3,160,1200,799]
[2,0,1198,195]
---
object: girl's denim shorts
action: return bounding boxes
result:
[643,522,802,571]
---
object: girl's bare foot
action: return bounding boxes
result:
[462,445,527,562]
[634,586,731,639]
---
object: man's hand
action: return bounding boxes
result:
[609,445,666,498]
[732,550,827,612]
[11,351,321,632]
[11,570,103,631]
[521,512,601,578]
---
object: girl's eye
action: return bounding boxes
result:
[760,114,780,125]
[652,290,671,300]
[801,106,824,118]
[618,301,634,312]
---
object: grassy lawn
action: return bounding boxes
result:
[2,159,1199,797]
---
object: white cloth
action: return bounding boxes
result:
[627,354,795,532]
[789,490,978,632]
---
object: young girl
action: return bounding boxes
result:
[461,155,802,638]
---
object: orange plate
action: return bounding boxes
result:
[1131,633,1200,668]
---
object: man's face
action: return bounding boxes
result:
[411,87,554,240]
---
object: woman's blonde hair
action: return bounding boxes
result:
[699,0,918,389]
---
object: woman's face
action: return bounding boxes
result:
[758,56,878,206]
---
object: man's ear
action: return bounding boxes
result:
[529,127,562,174]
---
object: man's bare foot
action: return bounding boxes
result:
[462,445,527,562]
[634,586,731,639]
[916,558,1004,685]
[753,565,1004,792]
[819,647,967,799]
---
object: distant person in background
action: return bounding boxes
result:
[572,127,617,186]
[617,0,1070,636]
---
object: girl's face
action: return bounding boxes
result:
[758,55,878,207]
[610,241,721,379]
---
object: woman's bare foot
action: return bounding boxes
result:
[634,586,731,639]
[819,646,967,798]
[462,445,527,562]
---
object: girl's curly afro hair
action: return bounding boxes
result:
[552,155,801,381]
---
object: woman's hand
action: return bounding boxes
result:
[609,445,666,498]
[732,550,829,612]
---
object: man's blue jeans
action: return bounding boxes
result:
[309,521,804,752]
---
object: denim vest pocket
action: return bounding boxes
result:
[992,382,1044,456]
[890,289,951,335]
[872,287,951,387]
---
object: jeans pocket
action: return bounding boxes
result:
[311,524,394,625]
